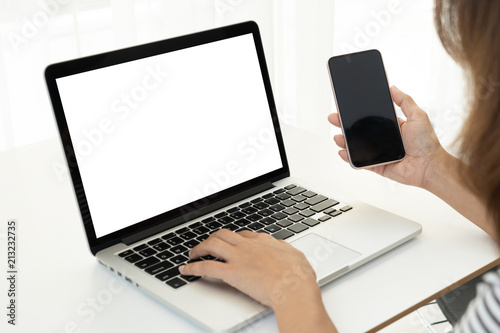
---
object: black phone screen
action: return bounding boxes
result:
[328,50,405,168]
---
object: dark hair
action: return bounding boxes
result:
[435,0,500,234]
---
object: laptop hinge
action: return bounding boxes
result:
[121,181,275,246]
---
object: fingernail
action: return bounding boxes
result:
[179,265,185,273]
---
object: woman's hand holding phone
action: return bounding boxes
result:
[328,86,445,190]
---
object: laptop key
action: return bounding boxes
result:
[258,209,274,217]
[166,236,183,246]
[181,275,201,282]
[283,207,299,215]
[248,222,265,231]
[330,210,342,217]
[218,216,235,224]
[280,199,296,207]
[156,250,174,260]
[227,207,240,213]
[340,205,353,212]
[284,184,296,190]
[222,223,239,231]
[286,186,306,195]
[170,255,189,265]
[273,188,286,194]
[253,202,269,210]
[214,212,227,218]
[135,256,160,269]
[124,253,143,263]
[288,223,308,234]
[277,219,293,228]
[269,204,285,212]
[302,218,320,227]
[301,191,317,198]
[238,202,251,209]
[196,234,209,242]
[175,227,190,235]
[324,207,337,214]
[293,202,309,210]
[189,221,203,229]
[264,224,282,233]
[171,245,188,254]
[133,244,148,251]
[119,250,134,258]
[145,260,174,275]
[139,248,157,257]
[184,239,200,248]
[152,242,170,252]
[262,193,274,199]
[166,277,187,289]
[264,197,280,205]
[260,217,276,225]
[147,238,162,246]
[234,218,251,227]
[299,209,316,218]
[311,199,339,213]
[206,221,223,230]
[161,233,175,240]
[202,217,215,223]
[291,194,307,202]
[247,214,263,221]
[271,212,287,220]
[305,195,327,206]
[275,193,291,200]
[192,226,210,235]
[230,211,246,219]
[272,229,294,240]
[241,206,258,214]
[156,266,180,282]
[319,215,331,222]
[288,214,304,222]
[179,231,197,240]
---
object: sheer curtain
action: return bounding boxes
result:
[0,0,465,152]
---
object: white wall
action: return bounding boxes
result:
[0,0,466,152]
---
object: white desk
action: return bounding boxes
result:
[1,125,498,333]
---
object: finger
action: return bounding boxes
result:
[179,259,229,279]
[189,236,235,260]
[338,150,349,163]
[327,113,341,127]
[236,230,260,238]
[397,117,405,127]
[333,134,346,149]
[209,228,241,246]
[390,86,418,119]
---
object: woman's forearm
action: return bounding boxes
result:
[423,150,496,240]
[272,281,338,333]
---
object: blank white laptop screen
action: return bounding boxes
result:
[56,34,283,238]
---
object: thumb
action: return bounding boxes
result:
[390,85,419,119]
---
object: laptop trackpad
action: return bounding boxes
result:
[291,233,361,282]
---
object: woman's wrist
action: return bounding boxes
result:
[422,147,457,194]
[420,146,496,239]
[272,279,337,332]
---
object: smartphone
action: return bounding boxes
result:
[327,49,405,169]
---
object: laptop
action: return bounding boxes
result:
[45,21,422,332]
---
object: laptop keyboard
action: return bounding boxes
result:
[116,184,352,289]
